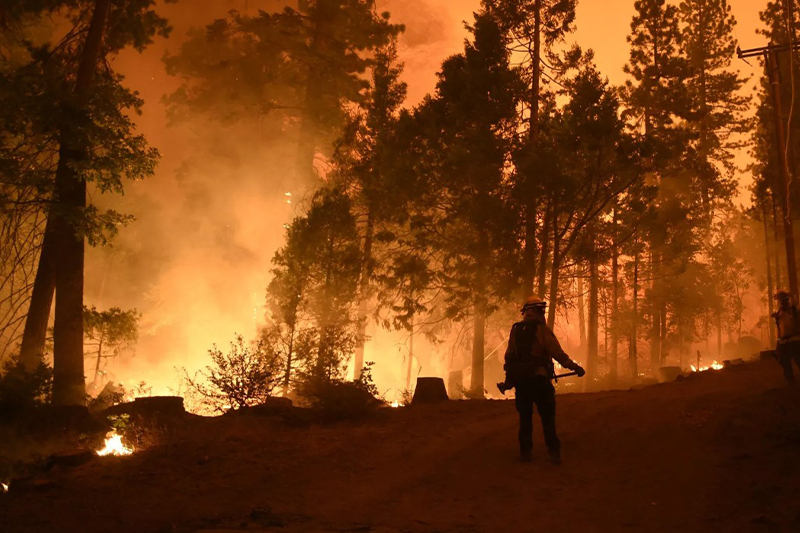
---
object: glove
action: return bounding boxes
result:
[574,365,586,377]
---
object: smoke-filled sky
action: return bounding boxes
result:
[87,0,771,398]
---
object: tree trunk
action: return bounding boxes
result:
[610,208,619,382]
[50,0,112,406]
[772,196,783,290]
[18,216,56,371]
[649,251,661,370]
[20,0,111,383]
[93,337,104,383]
[587,231,599,381]
[316,232,335,379]
[766,49,800,303]
[630,249,639,380]
[283,320,297,394]
[536,201,551,299]
[546,211,561,328]
[763,201,776,348]
[353,208,374,380]
[577,270,586,354]
[717,309,723,359]
[697,1,710,207]
[522,0,542,294]
[524,204,538,295]
[470,299,486,397]
[659,299,667,366]
[406,321,414,391]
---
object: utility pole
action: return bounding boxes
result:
[738,42,800,304]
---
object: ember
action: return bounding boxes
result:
[1,482,8,493]
[96,431,134,457]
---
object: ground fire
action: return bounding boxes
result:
[95,431,134,457]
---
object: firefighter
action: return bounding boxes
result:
[503,296,585,464]
[773,289,800,383]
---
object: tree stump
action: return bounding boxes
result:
[412,377,448,404]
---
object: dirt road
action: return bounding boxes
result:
[2,359,799,533]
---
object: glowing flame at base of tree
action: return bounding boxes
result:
[390,400,401,408]
[96,431,134,457]
[1,482,8,493]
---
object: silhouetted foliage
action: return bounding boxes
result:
[183,334,283,413]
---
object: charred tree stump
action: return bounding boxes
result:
[411,377,448,404]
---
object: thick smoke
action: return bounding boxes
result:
[84,0,481,398]
[83,0,770,399]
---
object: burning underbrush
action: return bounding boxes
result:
[96,431,134,457]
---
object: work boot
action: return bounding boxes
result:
[548,449,561,465]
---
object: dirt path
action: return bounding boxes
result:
[1,360,798,533]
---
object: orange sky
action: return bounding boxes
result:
[115,0,772,172]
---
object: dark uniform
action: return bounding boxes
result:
[774,304,800,383]
[504,316,583,461]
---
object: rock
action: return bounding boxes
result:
[412,377,448,404]
[657,366,683,383]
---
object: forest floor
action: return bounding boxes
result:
[1,358,800,533]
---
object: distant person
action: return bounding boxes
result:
[501,296,585,464]
[772,289,800,383]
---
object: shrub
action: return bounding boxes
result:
[300,363,383,421]
[182,334,282,413]
[0,356,52,415]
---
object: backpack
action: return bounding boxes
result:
[507,320,554,380]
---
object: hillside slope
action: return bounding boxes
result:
[2,359,799,533]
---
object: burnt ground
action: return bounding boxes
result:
[1,358,799,533]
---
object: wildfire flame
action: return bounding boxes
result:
[690,361,724,372]
[390,401,401,408]
[1,482,8,493]
[96,431,133,457]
